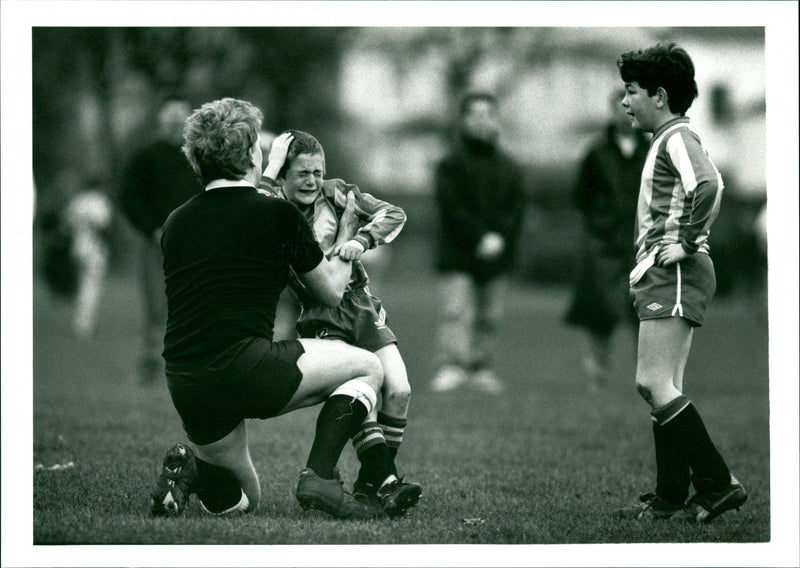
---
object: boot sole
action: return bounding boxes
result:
[383,485,422,517]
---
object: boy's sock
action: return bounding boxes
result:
[669,401,732,493]
[651,395,692,505]
[353,421,394,488]
[377,411,407,475]
[306,394,369,479]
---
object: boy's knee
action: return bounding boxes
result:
[385,383,411,405]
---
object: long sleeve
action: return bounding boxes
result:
[666,131,724,254]
[328,179,406,250]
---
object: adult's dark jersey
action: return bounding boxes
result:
[434,136,525,282]
[161,185,323,367]
[119,140,202,238]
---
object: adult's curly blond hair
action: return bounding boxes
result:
[182,98,264,185]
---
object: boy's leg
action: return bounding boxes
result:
[350,343,421,515]
[432,273,474,391]
[470,276,507,393]
[375,344,411,461]
[615,317,693,519]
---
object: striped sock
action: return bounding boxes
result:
[378,412,406,470]
[352,421,393,488]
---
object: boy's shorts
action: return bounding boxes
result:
[166,337,305,445]
[630,252,716,327]
[296,286,397,353]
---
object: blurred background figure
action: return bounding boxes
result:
[118,96,202,384]
[39,171,113,338]
[564,88,648,390]
[430,92,526,394]
[64,177,114,339]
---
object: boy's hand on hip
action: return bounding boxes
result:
[657,243,689,266]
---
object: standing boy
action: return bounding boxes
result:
[613,43,747,522]
[261,130,422,517]
[430,92,526,394]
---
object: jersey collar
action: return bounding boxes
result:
[205,179,256,191]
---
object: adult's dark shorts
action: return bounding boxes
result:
[166,337,305,445]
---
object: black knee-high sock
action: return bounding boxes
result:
[670,402,731,493]
[651,396,692,505]
[306,394,369,479]
[194,458,243,513]
[652,422,692,505]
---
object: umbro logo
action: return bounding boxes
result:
[646,302,663,311]
[375,307,387,329]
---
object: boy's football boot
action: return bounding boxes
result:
[150,443,198,517]
[376,477,423,517]
[612,492,684,521]
[296,468,381,519]
[676,476,747,523]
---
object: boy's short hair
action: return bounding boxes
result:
[459,91,497,116]
[617,42,698,115]
[182,98,263,186]
[278,130,326,179]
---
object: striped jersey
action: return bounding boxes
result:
[259,176,406,303]
[634,117,724,263]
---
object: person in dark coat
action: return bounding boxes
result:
[431,91,526,394]
[565,88,649,389]
[118,97,202,383]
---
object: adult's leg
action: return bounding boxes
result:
[194,420,259,512]
[284,338,383,479]
[288,339,387,517]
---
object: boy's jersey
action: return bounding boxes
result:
[259,176,406,304]
[634,117,724,264]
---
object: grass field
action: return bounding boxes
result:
[26,250,775,557]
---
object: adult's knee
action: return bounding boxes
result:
[357,351,384,393]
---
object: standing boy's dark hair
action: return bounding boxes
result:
[278,130,326,179]
[617,43,699,115]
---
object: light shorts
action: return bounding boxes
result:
[166,337,305,445]
[630,252,716,327]
[296,286,397,353]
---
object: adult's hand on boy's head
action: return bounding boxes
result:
[264,131,294,178]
